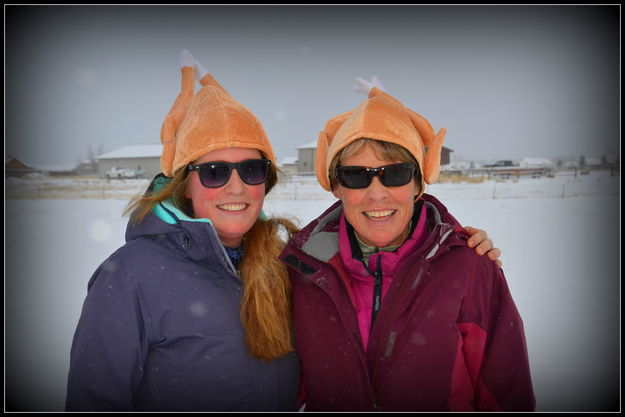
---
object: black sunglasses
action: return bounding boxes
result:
[336,163,417,189]
[187,159,271,188]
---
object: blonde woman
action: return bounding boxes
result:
[281,80,534,411]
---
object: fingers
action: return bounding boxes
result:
[485,246,500,260]
[465,226,502,265]
[465,227,485,248]
[474,239,493,256]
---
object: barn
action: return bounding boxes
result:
[96,144,162,179]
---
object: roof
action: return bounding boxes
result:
[32,163,78,172]
[279,156,298,166]
[521,157,554,167]
[5,157,33,170]
[297,141,319,150]
[96,144,163,160]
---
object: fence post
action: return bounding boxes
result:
[492,183,497,199]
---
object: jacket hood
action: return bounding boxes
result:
[125,175,234,268]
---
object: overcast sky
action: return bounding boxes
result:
[5,5,620,167]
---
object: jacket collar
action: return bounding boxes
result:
[284,194,469,276]
[125,175,238,273]
[338,200,429,282]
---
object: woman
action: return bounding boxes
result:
[280,81,535,411]
[66,52,500,411]
[65,50,300,411]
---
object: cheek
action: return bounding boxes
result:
[340,190,366,222]
[188,176,219,199]
[186,176,221,213]
[248,184,266,201]
[393,187,418,210]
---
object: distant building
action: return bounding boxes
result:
[5,156,35,177]
[96,144,162,179]
[520,158,555,168]
[296,141,318,174]
[34,163,79,177]
[584,157,603,168]
[6,155,85,177]
[603,154,619,167]
[296,141,453,174]
[278,156,298,176]
[75,159,98,175]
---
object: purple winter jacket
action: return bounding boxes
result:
[280,194,535,411]
[66,176,299,411]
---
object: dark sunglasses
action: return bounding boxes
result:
[336,163,417,189]
[187,159,271,188]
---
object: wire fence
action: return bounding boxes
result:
[5,171,620,200]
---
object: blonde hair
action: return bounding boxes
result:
[328,138,422,190]
[125,157,299,362]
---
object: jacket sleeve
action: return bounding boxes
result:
[457,259,535,411]
[65,255,149,411]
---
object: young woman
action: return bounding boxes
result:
[65,50,300,411]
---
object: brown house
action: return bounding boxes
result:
[5,157,35,177]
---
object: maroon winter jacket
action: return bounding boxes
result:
[280,194,535,411]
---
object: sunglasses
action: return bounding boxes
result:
[336,163,417,189]
[187,159,271,188]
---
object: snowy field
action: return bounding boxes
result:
[5,171,620,411]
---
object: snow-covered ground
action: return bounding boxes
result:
[4,171,620,411]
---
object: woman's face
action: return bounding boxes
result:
[332,143,421,248]
[186,147,266,247]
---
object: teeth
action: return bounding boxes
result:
[218,203,247,211]
[365,210,395,218]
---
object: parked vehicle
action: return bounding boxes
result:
[106,166,139,179]
[483,160,519,168]
[484,160,551,178]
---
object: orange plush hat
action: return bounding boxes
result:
[316,77,447,199]
[160,49,275,177]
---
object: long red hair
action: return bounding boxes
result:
[125,160,298,361]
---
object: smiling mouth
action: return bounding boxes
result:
[364,209,396,220]
[217,203,248,212]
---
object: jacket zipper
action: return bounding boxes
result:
[369,246,433,396]
[370,254,383,331]
[369,224,457,396]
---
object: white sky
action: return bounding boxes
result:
[5,5,620,167]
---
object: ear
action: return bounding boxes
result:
[332,186,342,200]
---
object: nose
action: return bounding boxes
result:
[364,176,390,200]
[223,169,245,194]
